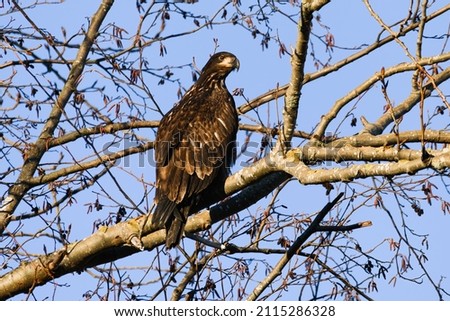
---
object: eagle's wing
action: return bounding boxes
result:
[153,91,237,225]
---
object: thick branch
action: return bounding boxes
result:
[330,130,450,148]
[280,149,450,185]
[0,170,288,300]
[282,0,330,147]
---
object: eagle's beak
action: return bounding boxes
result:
[234,58,240,72]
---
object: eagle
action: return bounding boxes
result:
[152,52,240,249]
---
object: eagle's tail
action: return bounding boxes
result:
[152,196,188,249]
[164,209,186,249]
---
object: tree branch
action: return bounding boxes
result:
[246,192,344,301]
[3,129,450,298]
[361,67,450,135]
[237,5,450,117]
[282,0,330,147]
[26,142,154,186]
[0,169,289,300]
[47,120,159,149]
[312,53,450,141]
[0,0,116,234]
[280,148,450,185]
[317,221,372,232]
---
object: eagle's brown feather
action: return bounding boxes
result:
[152,52,239,248]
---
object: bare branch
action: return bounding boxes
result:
[246,192,344,301]
[281,0,331,147]
[0,0,115,234]
[362,67,450,135]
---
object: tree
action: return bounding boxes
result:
[1,0,449,300]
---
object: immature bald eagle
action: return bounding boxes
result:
[152,52,240,248]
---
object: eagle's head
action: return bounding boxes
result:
[200,52,240,80]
